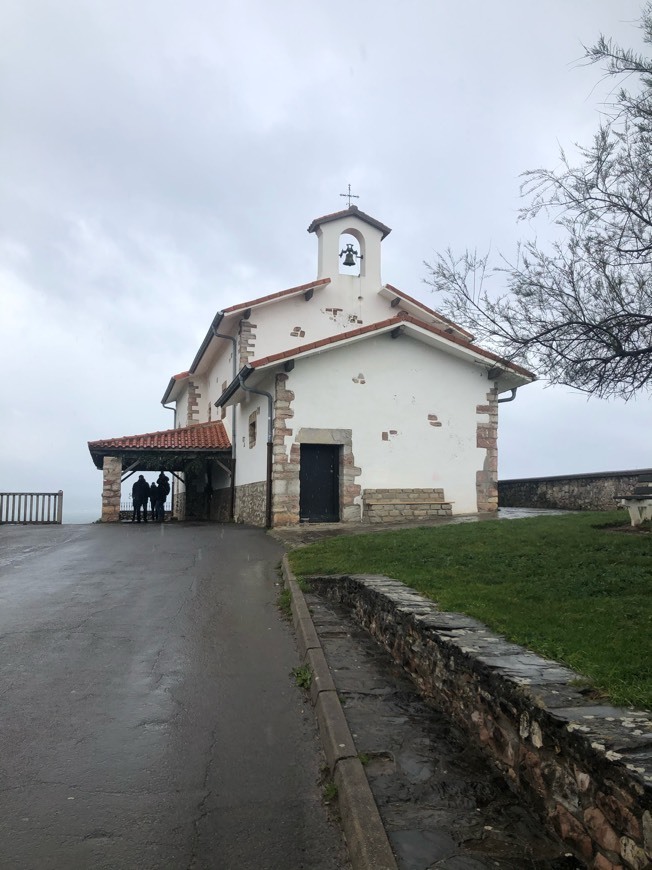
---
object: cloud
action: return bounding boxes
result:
[0,0,648,519]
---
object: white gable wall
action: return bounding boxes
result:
[282,335,491,514]
[186,283,394,431]
[230,334,496,524]
[205,336,237,427]
[187,214,409,426]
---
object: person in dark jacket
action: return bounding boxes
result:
[149,482,159,522]
[131,475,149,523]
[157,473,170,499]
[156,473,170,522]
[155,485,166,522]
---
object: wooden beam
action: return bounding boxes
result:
[214,459,232,477]
[242,308,252,320]
[390,296,401,307]
[170,471,184,485]
[121,460,140,482]
[284,359,295,372]
[304,287,314,302]
[390,326,404,339]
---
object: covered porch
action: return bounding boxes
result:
[88,421,232,523]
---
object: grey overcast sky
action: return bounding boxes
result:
[1,0,648,521]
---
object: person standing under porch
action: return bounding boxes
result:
[149,482,159,522]
[156,473,170,522]
[131,475,149,523]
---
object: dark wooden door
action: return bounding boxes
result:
[299,444,340,523]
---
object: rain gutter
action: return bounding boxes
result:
[189,311,225,374]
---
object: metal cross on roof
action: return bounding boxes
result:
[339,184,359,208]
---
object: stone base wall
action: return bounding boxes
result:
[499,469,652,511]
[173,490,185,520]
[185,488,205,521]
[363,488,452,523]
[310,574,652,870]
[184,487,231,522]
[234,481,267,526]
[209,487,232,522]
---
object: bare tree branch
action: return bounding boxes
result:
[425,4,652,400]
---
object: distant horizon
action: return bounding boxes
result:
[55,462,650,525]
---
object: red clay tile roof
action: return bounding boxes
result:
[172,370,190,381]
[384,284,473,339]
[221,278,331,314]
[307,206,392,239]
[88,420,231,453]
[249,311,535,381]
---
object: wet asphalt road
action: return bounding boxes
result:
[0,523,346,870]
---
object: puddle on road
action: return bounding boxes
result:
[307,593,582,870]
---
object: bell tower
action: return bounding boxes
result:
[307,205,391,289]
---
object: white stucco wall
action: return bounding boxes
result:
[206,338,237,426]
[174,384,190,427]
[233,393,268,486]
[184,279,396,429]
[270,334,493,515]
[184,214,411,421]
[229,275,397,365]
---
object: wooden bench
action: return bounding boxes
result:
[616,473,652,526]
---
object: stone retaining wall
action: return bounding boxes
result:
[234,481,266,526]
[310,574,652,870]
[499,470,652,512]
[363,488,452,523]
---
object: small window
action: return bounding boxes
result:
[248,410,257,448]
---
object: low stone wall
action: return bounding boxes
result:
[310,574,652,870]
[234,481,267,526]
[499,470,652,512]
[362,488,452,523]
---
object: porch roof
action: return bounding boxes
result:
[88,421,231,469]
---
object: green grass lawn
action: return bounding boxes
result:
[289,511,652,710]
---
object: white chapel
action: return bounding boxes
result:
[90,205,534,525]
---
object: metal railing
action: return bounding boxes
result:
[0,491,63,524]
[120,499,172,513]
[119,499,173,521]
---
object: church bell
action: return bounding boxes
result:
[340,243,359,267]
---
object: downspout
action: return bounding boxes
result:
[237,373,274,529]
[212,328,238,520]
[162,403,176,426]
[497,388,518,404]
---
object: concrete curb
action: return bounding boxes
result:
[282,554,398,870]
